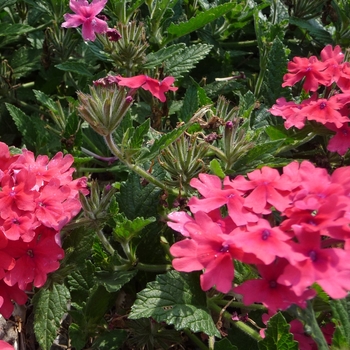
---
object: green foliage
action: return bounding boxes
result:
[129,270,221,337]
[163,43,213,78]
[258,313,298,350]
[2,0,350,348]
[330,297,350,347]
[32,284,70,350]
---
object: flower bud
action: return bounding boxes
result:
[77,85,132,136]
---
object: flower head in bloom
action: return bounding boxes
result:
[116,75,178,102]
[62,0,108,41]
[282,56,331,92]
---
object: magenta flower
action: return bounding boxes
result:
[62,0,108,41]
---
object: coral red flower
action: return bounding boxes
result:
[188,174,258,225]
[0,280,27,318]
[234,260,316,314]
[231,167,291,214]
[299,95,348,128]
[282,56,332,92]
[0,169,38,219]
[277,228,349,298]
[62,0,108,41]
[231,219,304,265]
[327,123,350,155]
[117,75,178,102]
[320,45,344,83]
[4,230,64,290]
[0,212,39,242]
[337,62,350,92]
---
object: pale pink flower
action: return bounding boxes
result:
[62,0,108,41]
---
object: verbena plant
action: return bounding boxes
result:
[1,0,350,349]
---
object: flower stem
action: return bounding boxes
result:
[135,262,173,272]
[104,133,177,194]
[208,300,262,342]
[183,329,209,350]
[96,228,115,255]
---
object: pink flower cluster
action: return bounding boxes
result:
[168,161,350,313]
[269,45,350,155]
[0,142,88,318]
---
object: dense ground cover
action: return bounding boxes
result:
[1,0,350,349]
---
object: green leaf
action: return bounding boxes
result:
[129,270,220,337]
[34,89,59,114]
[330,298,350,345]
[69,323,87,350]
[85,285,112,324]
[92,330,128,350]
[210,159,225,179]
[289,17,333,44]
[137,124,187,163]
[62,226,95,269]
[33,284,70,350]
[113,215,156,241]
[67,260,96,306]
[231,140,284,174]
[163,43,212,78]
[5,103,49,151]
[258,312,298,350]
[178,85,199,122]
[0,23,34,36]
[95,270,138,293]
[166,2,242,42]
[215,338,238,350]
[261,37,290,105]
[0,0,16,11]
[129,119,151,149]
[10,47,41,78]
[144,43,186,69]
[117,173,162,220]
[55,62,94,77]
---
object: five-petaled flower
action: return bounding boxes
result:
[62,0,108,41]
[116,75,178,102]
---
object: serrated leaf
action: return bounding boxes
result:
[137,124,187,163]
[113,216,156,241]
[85,285,112,322]
[5,103,49,151]
[34,89,59,114]
[163,44,212,78]
[116,173,162,220]
[129,119,151,149]
[144,43,186,69]
[62,226,95,268]
[33,284,70,350]
[0,23,34,36]
[258,312,298,350]
[10,47,41,78]
[330,298,350,345]
[95,270,138,292]
[261,37,290,105]
[92,330,128,350]
[210,159,225,178]
[69,323,87,350]
[67,260,96,305]
[178,85,198,122]
[129,270,220,337]
[232,140,284,173]
[166,3,242,42]
[55,61,94,77]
